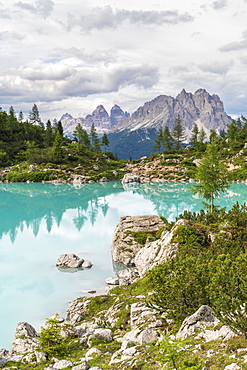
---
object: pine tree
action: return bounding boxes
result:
[163,126,173,152]
[153,128,163,152]
[29,104,43,128]
[44,120,53,147]
[190,123,199,147]
[90,123,101,152]
[101,132,110,151]
[18,111,24,123]
[51,130,65,163]
[172,115,186,150]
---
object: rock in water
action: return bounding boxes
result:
[56,254,84,268]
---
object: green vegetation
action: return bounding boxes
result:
[148,203,247,338]
[0,104,125,182]
[191,142,229,212]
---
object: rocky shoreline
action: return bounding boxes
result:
[0,215,245,369]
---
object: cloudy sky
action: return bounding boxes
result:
[1,0,247,121]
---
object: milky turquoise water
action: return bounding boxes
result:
[0,181,247,350]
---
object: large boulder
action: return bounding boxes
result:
[176,305,236,342]
[122,174,140,184]
[11,322,38,356]
[111,215,165,266]
[56,254,84,269]
[176,305,216,340]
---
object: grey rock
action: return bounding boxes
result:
[134,219,188,277]
[56,254,84,269]
[14,322,37,339]
[99,177,107,182]
[52,360,73,369]
[105,277,119,285]
[0,357,7,368]
[29,165,37,172]
[224,364,241,370]
[138,328,160,344]
[81,260,93,269]
[72,360,90,370]
[176,305,217,340]
[111,215,165,266]
[85,347,102,360]
[66,297,90,324]
[130,302,159,330]
[90,328,112,342]
[117,268,140,285]
[11,322,38,356]
[121,174,140,184]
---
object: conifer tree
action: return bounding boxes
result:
[163,126,173,152]
[172,115,186,150]
[29,104,43,128]
[153,128,163,152]
[191,142,229,213]
[101,132,110,151]
[190,123,199,147]
[51,130,65,163]
[90,123,101,152]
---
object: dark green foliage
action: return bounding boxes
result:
[90,123,101,152]
[208,254,247,338]
[148,254,211,322]
[101,132,110,151]
[52,131,66,163]
[172,115,186,150]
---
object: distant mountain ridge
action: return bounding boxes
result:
[113,88,232,139]
[61,104,129,137]
[60,89,232,158]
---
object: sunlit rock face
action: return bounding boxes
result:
[112,88,231,140]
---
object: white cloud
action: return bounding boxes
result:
[64,6,194,33]
[212,0,228,9]
[0,63,159,103]
[14,0,54,17]
[0,0,247,120]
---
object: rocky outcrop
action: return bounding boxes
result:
[134,220,186,277]
[111,215,165,266]
[111,216,189,276]
[56,254,92,269]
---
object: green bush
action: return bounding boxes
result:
[6,170,57,182]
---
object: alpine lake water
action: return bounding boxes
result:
[1,180,247,350]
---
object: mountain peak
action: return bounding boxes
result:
[112,88,231,138]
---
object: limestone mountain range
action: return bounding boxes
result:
[60,88,232,140]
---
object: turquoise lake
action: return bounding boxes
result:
[1,181,247,350]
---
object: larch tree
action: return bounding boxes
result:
[191,142,229,213]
